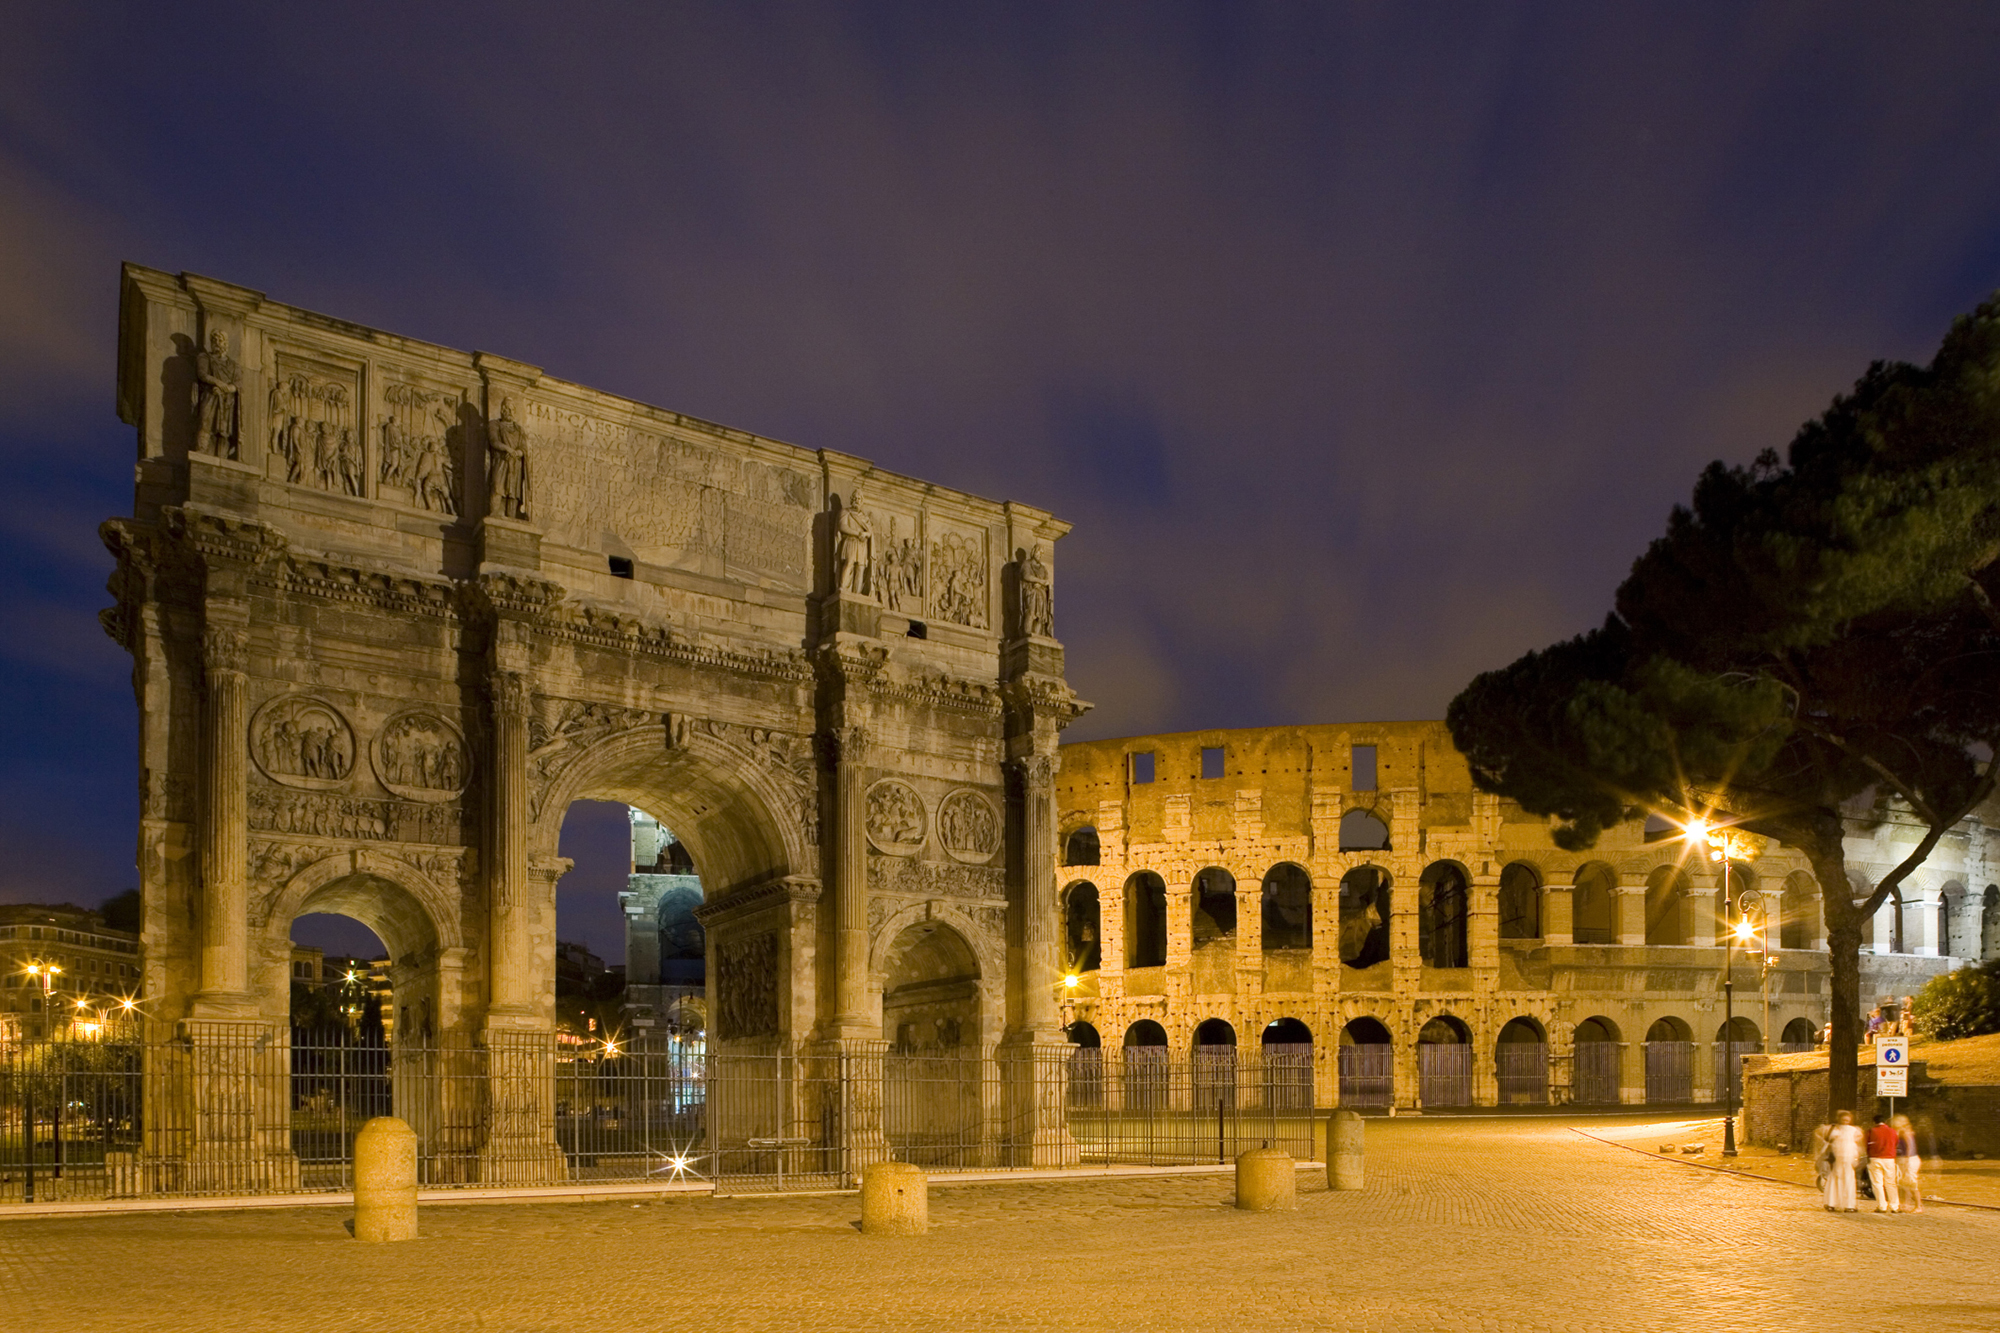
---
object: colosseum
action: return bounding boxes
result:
[1054,722,1998,1111]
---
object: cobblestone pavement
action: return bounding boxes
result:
[4,1117,1997,1332]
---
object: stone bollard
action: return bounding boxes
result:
[353,1116,418,1242]
[1235,1143,1296,1211]
[1328,1109,1364,1191]
[860,1160,928,1235]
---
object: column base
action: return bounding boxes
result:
[998,1037,1080,1169]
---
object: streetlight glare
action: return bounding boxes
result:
[1682,817,1712,844]
[1063,974,1080,990]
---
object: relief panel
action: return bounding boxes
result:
[267,353,364,496]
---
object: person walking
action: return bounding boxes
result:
[1866,1113,1902,1214]
[1894,1114,1924,1213]
[1810,1121,1833,1195]
[1826,1110,1863,1212]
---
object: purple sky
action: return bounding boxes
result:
[6,4,2000,960]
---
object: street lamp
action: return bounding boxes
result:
[1660,816,1755,1157]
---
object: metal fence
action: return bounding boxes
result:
[1495,1043,1549,1105]
[1572,1041,1621,1105]
[1645,1041,1694,1103]
[1417,1043,1472,1107]
[3,1033,1319,1203]
[1337,1043,1393,1108]
[1063,1048,1315,1165]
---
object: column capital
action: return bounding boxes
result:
[201,624,250,676]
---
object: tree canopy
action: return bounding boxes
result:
[1448,294,2000,1110]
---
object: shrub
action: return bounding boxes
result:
[1909,961,2000,1042]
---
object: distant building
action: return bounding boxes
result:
[619,809,707,1038]
[0,903,142,1040]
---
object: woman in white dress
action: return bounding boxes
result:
[1825,1109,1862,1212]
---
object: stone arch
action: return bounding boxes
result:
[1062,825,1101,867]
[1418,860,1470,968]
[259,849,460,1043]
[1571,862,1618,944]
[1062,880,1102,973]
[1191,866,1237,946]
[1645,864,1691,946]
[1260,862,1313,951]
[1337,865,1392,967]
[1779,871,1817,950]
[1125,871,1168,968]
[1573,1015,1621,1044]
[1780,1017,1818,1049]
[1498,861,1542,939]
[876,916,986,1052]
[1338,808,1390,851]
[1417,1013,1471,1045]
[530,722,808,899]
[869,900,1006,1027]
[1939,881,1965,957]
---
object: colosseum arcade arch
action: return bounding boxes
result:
[103,266,1086,1189]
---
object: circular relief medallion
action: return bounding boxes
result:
[864,778,928,856]
[250,695,357,791]
[371,709,471,802]
[937,787,1002,864]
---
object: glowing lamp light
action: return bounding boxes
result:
[1733,918,1758,943]
[1683,817,1712,845]
[1062,974,1080,991]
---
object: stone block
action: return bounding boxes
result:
[354,1116,418,1242]
[861,1160,928,1235]
[1235,1144,1296,1210]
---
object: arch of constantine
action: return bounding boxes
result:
[101,265,1086,1189]
[1053,723,1992,1112]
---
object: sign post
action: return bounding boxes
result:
[1876,1037,1909,1113]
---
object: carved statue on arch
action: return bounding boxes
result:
[193,328,241,459]
[487,397,531,520]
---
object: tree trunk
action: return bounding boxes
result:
[1805,841,1864,1114]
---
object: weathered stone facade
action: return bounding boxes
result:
[102,265,1086,1185]
[1055,722,1995,1109]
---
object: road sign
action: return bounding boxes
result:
[1877,1037,1909,1096]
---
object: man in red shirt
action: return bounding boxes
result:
[1867,1114,1902,1213]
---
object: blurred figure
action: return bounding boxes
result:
[1826,1110,1862,1212]
[1894,1114,1923,1213]
[1867,1113,1902,1214]
[1811,1120,1833,1195]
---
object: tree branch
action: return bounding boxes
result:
[1854,762,2000,920]
[1791,719,1942,826]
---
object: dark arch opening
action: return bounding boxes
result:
[1063,826,1100,867]
[1645,865,1690,946]
[1340,1016,1392,1046]
[1780,872,1817,951]
[1574,1016,1621,1044]
[1780,1017,1818,1050]
[1193,1018,1237,1047]
[1191,867,1237,946]
[882,920,980,1052]
[1263,1017,1312,1046]
[1339,809,1390,851]
[1338,867,1391,967]
[1418,862,1469,968]
[1646,1016,1692,1043]
[1498,862,1541,939]
[1063,881,1102,973]
[1572,863,1617,944]
[1123,1019,1168,1048]
[1125,872,1167,968]
[1065,1020,1101,1048]
[1417,1015,1470,1044]
[1262,863,1313,951]
[1497,1017,1545,1043]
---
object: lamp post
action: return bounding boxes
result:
[1719,852,1739,1157]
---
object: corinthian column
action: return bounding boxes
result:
[833,723,872,1035]
[488,668,533,1019]
[1017,752,1060,1037]
[197,624,251,1008]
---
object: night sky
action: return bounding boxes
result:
[6,4,2000,961]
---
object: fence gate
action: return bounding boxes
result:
[1417,1043,1472,1108]
[1571,1042,1621,1105]
[1644,1041,1694,1104]
[1495,1043,1549,1105]
[1711,1041,1759,1107]
[1337,1044,1393,1109]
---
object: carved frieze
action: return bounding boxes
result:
[873,512,925,613]
[526,697,658,819]
[686,718,819,846]
[716,931,780,1040]
[928,523,988,629]
[869,857,1007,901]
[268,354,363,495]
[522,399,815,587]
[372,710,470,802]
[249,784,464,845]
[251,695,356,790]
[936,788,1002,865]
[865,779,928,856]
[249,840,321,893]
[379,382,462,515]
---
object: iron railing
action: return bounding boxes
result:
[2,1033,1320,1203]
[1571,1041,1621,1105]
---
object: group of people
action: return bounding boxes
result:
[1813,1110,1924,1213]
